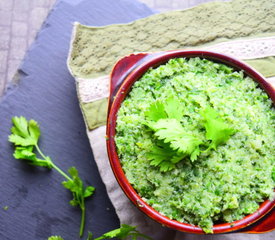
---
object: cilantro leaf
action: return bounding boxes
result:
[145,100,167,121]
[48,236,64,240]
[145,95,184,121]
[9,116,40,146]
[62,167,95,205]
[151,119,185,141]
[190,146,201,162]
[62,167,95,236]
[9,117,53,169]
[13,146,36,161]
[146,144,184,172]
[150,119,202,161]
[164,95,184,121]
[95,224,152,240]
[13,146,53,168]
[201,107,235,150]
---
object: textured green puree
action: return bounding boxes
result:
[115,58,275,233]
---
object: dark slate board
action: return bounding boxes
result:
[0,0,154,239]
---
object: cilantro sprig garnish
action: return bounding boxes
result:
[48,224,152,240]
[149,119,202,160]
[144,96,201,171]
[144,96,235,172]
[9,116,94,237]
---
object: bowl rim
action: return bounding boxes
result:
[106,50,275,234]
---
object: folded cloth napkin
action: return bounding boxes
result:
[67,0,275,239]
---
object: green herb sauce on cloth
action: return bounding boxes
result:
[115,58,275,233]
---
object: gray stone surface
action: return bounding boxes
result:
[0,0,56,95]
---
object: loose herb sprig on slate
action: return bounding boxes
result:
[9,116,95,237]
[48,224,153,240]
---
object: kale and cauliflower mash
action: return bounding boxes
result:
[115,57,275,233]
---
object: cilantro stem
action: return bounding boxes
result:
[35,144,72,181]
[10,117,94,239]
[35,144,48,159]
[79,202,85,237]
[52,164,72,182]
[35,143,86,237]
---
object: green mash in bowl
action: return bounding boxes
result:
[115,58,275,233]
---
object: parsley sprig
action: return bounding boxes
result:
[9,116,94,237]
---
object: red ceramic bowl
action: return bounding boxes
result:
[106,50,275,234]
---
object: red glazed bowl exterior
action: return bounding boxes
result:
[106,50,275,234]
